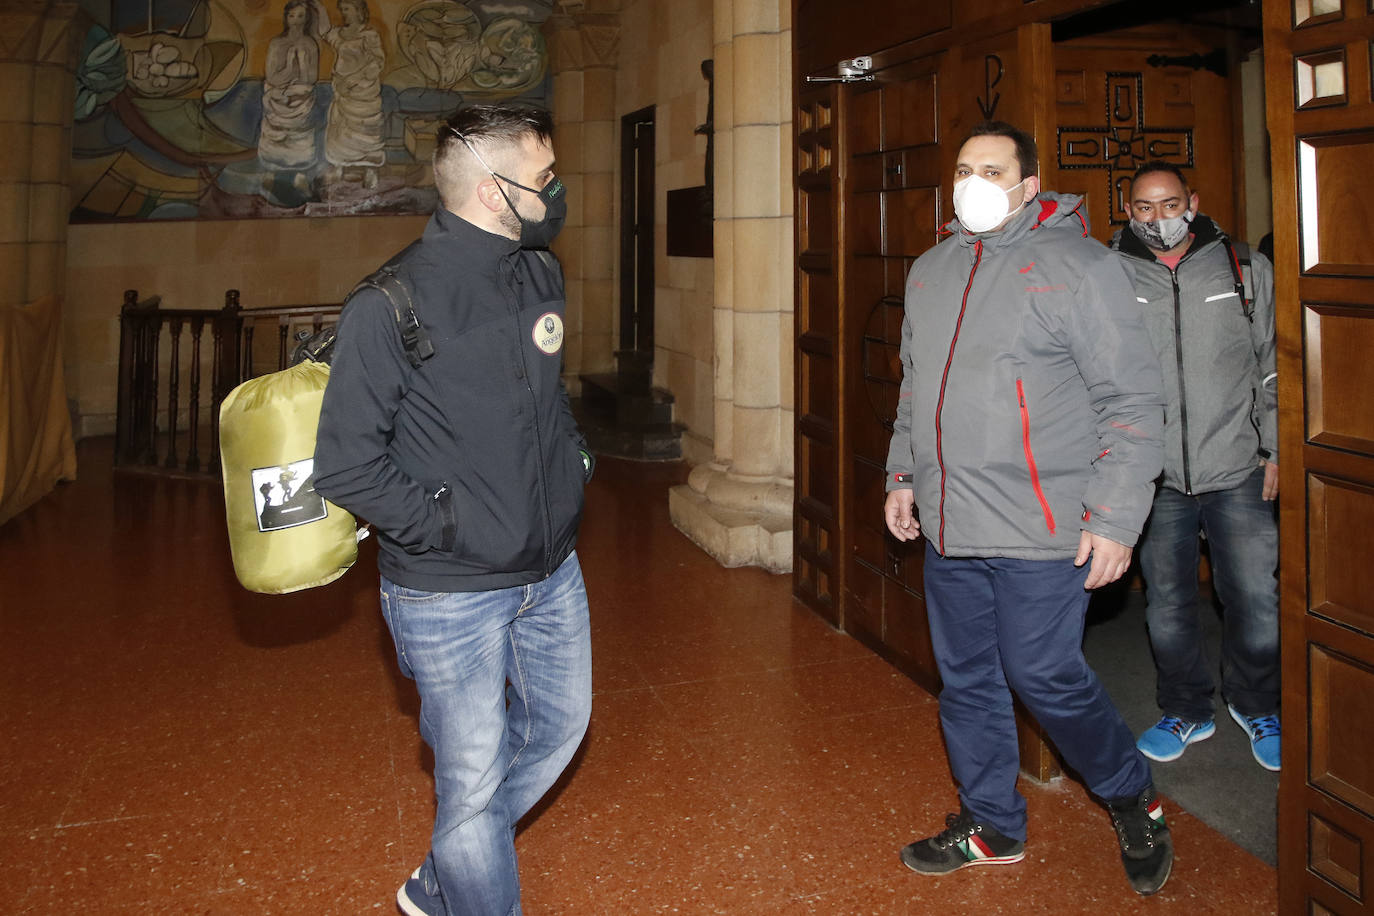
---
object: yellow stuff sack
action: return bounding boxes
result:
[219,359,359,593]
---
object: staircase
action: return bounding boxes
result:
[574,351,684,461]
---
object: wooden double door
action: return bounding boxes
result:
[795,14,1241,769]
[795,0,1374,907]
[1265,0,1374,911]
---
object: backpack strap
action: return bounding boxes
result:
[346,241,434,368]
[1222,237,1255,321]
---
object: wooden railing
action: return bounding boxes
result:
[113,289,341,476]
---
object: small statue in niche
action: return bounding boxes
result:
[694,58,713,191]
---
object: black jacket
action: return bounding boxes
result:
[314,207,587,591]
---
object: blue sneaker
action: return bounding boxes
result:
[1228,705,1281,772]
[1136,715,1215,762]
[397,862,443,916]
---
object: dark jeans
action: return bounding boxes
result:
[1138,467,1279,722]
[923,542,1151,842]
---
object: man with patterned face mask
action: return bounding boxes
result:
[1111,161,1281,775]
[315,104,593,916]
[884,121,1172,896]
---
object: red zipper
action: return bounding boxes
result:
[1017,378,1056,536]
[935,240,982,553]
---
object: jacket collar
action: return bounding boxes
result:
[424,205,523,258]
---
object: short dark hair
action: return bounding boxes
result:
[1131,160,1190,194]
[962,120,1038,179]
[433,105,555,207]
[436,104,554,158]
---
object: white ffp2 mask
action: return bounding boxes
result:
[953,175,1026,233]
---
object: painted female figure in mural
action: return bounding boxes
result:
[259,0,320,189]
[313,0,385,188]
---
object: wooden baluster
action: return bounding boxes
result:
[131,298,153,465]
[242,319,256,380]
[142,304,161,466]
[211,290,242,473]
[277,315,290,371]
[165,315,183,469]
[115,289,139,465]
[186,315,204,472]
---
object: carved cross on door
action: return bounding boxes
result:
[1056,72,1194,224]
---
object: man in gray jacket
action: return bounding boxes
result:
[884,121,1171,896]
[1111,161,1280,773]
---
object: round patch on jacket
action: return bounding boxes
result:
[532,312,564,355]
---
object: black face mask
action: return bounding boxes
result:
[448,128,567,249]
[491,173,567,249]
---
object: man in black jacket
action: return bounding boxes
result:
[315,105,592,916]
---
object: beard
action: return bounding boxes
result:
[497,185,524,239]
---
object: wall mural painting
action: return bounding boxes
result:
[71,0,552,221]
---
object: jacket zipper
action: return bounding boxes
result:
[1016,379,1056,536]
[934,239,981,554]
[506,256,555,576]
[1169,268,1193,494]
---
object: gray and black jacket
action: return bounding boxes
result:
[1111,215,1277,496]
[315,207,588,592]
[885,191,1165,559]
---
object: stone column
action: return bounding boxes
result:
[547,2,621,385]
[0,0,78,309]
[668,0,793,571]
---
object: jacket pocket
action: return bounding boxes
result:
[1016,379,1057,537]
[434,482,457,552]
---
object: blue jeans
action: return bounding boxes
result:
[1138,468,1279,722]
[923,543,1151,842]
[380,551,592,916]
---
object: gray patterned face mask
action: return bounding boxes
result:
[1129,211,1194,251]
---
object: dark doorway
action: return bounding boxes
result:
[619,106,656,365]
[572,105,679,461]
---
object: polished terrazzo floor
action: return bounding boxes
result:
[0,439,1277,913]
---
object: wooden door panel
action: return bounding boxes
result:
[1305,788,1373,904]
[1299,132,1374,275]
[882,73,939,149]
[1309,629,1374,817]
[1266,0,1374,909]
[1305,305,1374,453]
[885,189,942,258]
[1053,30,1235,244]
[1309,473,1374,637]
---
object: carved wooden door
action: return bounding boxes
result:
[1263,0,1374,910]
[1049,28,1237,246]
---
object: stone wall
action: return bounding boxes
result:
[616,0,717,464]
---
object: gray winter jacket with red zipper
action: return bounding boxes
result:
[884,190,1165,559]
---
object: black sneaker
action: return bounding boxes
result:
[1107,786,1173,896]
[900,806,1025,875]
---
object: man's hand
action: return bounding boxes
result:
[1075,530,1132,589]
[884,489,920,541]
[1261,459,1279,501]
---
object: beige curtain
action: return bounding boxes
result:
[1,294,77,525]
